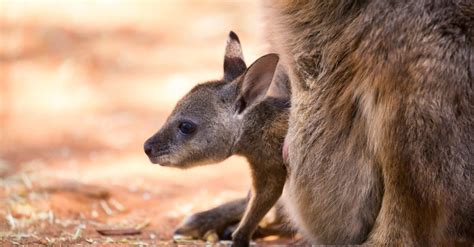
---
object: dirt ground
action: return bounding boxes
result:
[0,1,294,245]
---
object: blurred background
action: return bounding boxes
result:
[0,0,270,244]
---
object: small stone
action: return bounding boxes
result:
[203,230,219,243]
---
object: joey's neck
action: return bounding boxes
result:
[237,143,283,169]
[232,98,289,163]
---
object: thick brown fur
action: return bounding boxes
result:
[262,0,474,245]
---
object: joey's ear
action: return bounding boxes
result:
[224,31,247,81]
[236,53,279,113]
[266,63,291,100]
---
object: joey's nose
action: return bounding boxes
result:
[144,141,153,156]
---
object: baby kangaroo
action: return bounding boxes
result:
[144,31,290,247]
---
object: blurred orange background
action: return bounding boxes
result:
[0,0,268,244]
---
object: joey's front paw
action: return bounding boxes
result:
[232,231,251,247]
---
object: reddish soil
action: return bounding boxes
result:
[0,1,294,245]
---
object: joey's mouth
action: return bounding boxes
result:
[149,154,171,166]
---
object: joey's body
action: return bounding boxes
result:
[263,0,474,244]
[145,32,291,246]
[231,97,289,245]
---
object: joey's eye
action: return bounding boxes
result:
[178,121,196,135]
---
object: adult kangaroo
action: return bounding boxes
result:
[263,0,474,245]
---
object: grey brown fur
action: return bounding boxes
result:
[262,0,473,245]
[144,32,291,246]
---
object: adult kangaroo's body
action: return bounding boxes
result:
[264,0,474,244]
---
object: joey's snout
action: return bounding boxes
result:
[144,135,171,166]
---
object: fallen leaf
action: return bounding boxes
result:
[96,228,141,236]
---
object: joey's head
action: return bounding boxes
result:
[144,31,281,168]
